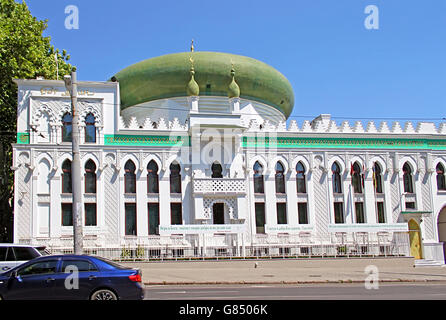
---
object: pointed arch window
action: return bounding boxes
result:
[275,161,286,194]
[296,161,306,193]
[62,112,72,142]
[211,162,223,178]
[85,113,96,143]
[170,162,181,194]
[373,162,383,194]
[332,162,342,194]
[62,159,72,194]
[403,162,414,194]
[253,161,264,194]
[436,163,446,191]
[147,160,159,193]
[352,162,364,194]
[84,160,97,194]
[124,160,136,194]
[37,159,50,194]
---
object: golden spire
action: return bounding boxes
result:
[190,39,194,52]
[187,55,199,96]
[228,59,240,98]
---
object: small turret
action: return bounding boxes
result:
[228,61,240,98]
[186,56,199,96]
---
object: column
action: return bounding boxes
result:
[159,170,171,226]
[230,97,240,114]
[247,168,257,236]
[364,169,377,223]
[384,169,393,223]
[343,174,354,224]
[31,169,38,241]
[136,171,148,238]
[326,170,335,224]
[305,169,316,226]
[95,166,104,244]
[182,167,191,224]
[50,172,61,239]
[286,172,298,226]
[188,96,199,113]
[264,170,277,227]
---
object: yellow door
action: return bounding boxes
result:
[408,219,422,259]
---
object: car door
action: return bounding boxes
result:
[6,258,60,300]
[54,258,100,300]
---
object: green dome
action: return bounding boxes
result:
[113,51,294,118]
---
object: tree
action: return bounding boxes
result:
[0,0,73,242]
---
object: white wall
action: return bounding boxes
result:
[11,82,446,253]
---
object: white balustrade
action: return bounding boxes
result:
[193,177,246,194]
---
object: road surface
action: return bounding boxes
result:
[144,282,446,300]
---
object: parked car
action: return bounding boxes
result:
[0,254,144,300]
[0,244,42,272]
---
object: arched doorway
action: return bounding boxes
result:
[211,162,223,178]
[408,219,422,259]
[437,207,446,261]
[213,203,225,224]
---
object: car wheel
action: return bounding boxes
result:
[90,289,118,300]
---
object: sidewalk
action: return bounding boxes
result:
[120,257,446,285]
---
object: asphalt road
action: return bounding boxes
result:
[144,282,446,300]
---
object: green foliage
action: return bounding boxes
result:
[0,0,73,241]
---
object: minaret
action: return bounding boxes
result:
[187,57,199,97]
[228,60,240,113]
[187,42,199,113]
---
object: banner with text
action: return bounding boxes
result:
[265,224,314,234]
[159,224,247,235]
[327,223,408,233]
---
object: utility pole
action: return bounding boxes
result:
[64,68,83,254]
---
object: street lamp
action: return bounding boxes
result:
[64,69,84,255]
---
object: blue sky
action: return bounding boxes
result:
[25,0,446,126]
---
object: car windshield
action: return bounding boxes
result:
[35,247,51,256]
[14,247,40,260]
[93,257,128,270]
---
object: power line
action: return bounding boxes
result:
[2,101,445,136]
[330,116,445,121]
[2,115,445,135]
[5,92,444,121]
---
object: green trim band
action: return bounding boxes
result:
[242,136,446,150]
[16,132,446,150]
[401,211,432,214]
[104,134,190,147]
[17,132,30,144]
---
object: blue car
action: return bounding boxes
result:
[0,255,144,300]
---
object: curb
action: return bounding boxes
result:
[143,279,445,286]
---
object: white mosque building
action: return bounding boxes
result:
[11,50,446,264]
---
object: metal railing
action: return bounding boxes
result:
[42,232,411,261]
